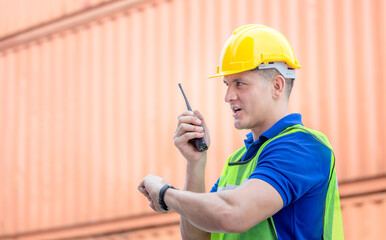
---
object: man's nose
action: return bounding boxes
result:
[225,86,237,103]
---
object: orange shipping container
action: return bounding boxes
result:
[0,0,120,38]
[0,0,385,239]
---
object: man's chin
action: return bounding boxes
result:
[234,121,246,130]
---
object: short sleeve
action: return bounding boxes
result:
[210,178,220,193]
[248,132,331,207]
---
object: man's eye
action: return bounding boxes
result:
[236,82,243,86]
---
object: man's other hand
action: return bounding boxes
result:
[138,175,169,213]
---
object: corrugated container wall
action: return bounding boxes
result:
[0,0,119,37]
[0,0,385,239]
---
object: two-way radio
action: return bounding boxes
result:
[178,83,208,152]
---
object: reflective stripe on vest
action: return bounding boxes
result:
[210,124,344,240]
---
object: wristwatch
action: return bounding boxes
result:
[158,184,177,211]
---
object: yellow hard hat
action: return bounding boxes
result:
[209,24,301,78]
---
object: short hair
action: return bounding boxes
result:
[253,68,294,99]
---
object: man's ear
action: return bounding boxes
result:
[272,75,285,99]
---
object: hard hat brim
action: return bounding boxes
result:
[208,69,250,79]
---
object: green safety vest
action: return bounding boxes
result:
[211,124,344,240]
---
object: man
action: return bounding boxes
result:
[138,24,343,239]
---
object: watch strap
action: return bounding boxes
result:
[158,184,177,211]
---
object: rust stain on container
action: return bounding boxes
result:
[0,0,386,239]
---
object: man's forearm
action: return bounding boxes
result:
[180,157,211,240]
[180,215,211,240]
[166,187,230,234]
[184,159,206,192]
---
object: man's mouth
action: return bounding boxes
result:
[232,106,241,117]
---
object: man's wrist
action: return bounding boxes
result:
[158,184,177,211]
[187,155,207,168]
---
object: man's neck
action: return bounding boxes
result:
[251,110,289,141]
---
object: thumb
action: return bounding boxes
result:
[193,110,210,141]
[193,110,206,124]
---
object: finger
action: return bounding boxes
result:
[177,110,194,118]
[174,123,204,138]
[142,188,156,210]
[139,187,151,201]
[193,110,206,125]
[175,131,205,144]
[149,203,156,211]
[138,178,153,198]
[153,202,167,214]
[149,200,156,211]
[142,190,151,202]
[193,110,209,133]
[142,188,151,201]
[177,115,202,127]
[138,181,147,195]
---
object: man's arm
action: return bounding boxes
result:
[179,158,211,240]
[174,110,211,240]
[166,178,283,233]
[139,111,283,237]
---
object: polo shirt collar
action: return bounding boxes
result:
[244,113,303,149]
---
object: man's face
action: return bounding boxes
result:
[223,70,273,132]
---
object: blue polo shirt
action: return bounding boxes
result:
[210,113,332,239]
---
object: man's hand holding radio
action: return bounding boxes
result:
[174,110,210,164]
